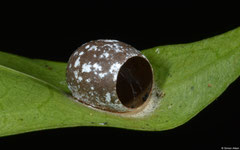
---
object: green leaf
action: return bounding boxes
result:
[0,27,240,137]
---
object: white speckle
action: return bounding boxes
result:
[74,57,81,67]
[91,87,94,90]
[105,92,111,103]
[73,70,79,78]
[85,45,90,49]
[82,63,92,73]
[94,54,97,58]
[68,85,72,90]
[114,99,118,104]
[155,48,160,54]
[72,91,84,100]
[69,64,72,68]
[103,44,113,49]
[109,62,121,73]
[70,85,78,92]
[90,92,94,96]
[126,52,138,58]
[93,63,102,71]
[78,76,83,82]
[104,53,109,57]
[100,52,109,58]
[79,51,84,55]
[99,72,108,78]
[113,43,123,53]
[100,39,118,42]
[73,51,78,56]
[99,122,107,126]
[109,62,121,81]
[86,78,91,82]
[88,45,98,51]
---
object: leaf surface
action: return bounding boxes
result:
[0,27,240,137]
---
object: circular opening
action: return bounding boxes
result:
[116,56,153,109]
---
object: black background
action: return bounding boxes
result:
[0,1,239,149]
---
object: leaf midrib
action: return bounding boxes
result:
[0,64,66,95]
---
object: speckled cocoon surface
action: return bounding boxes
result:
[66,39,152,112]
